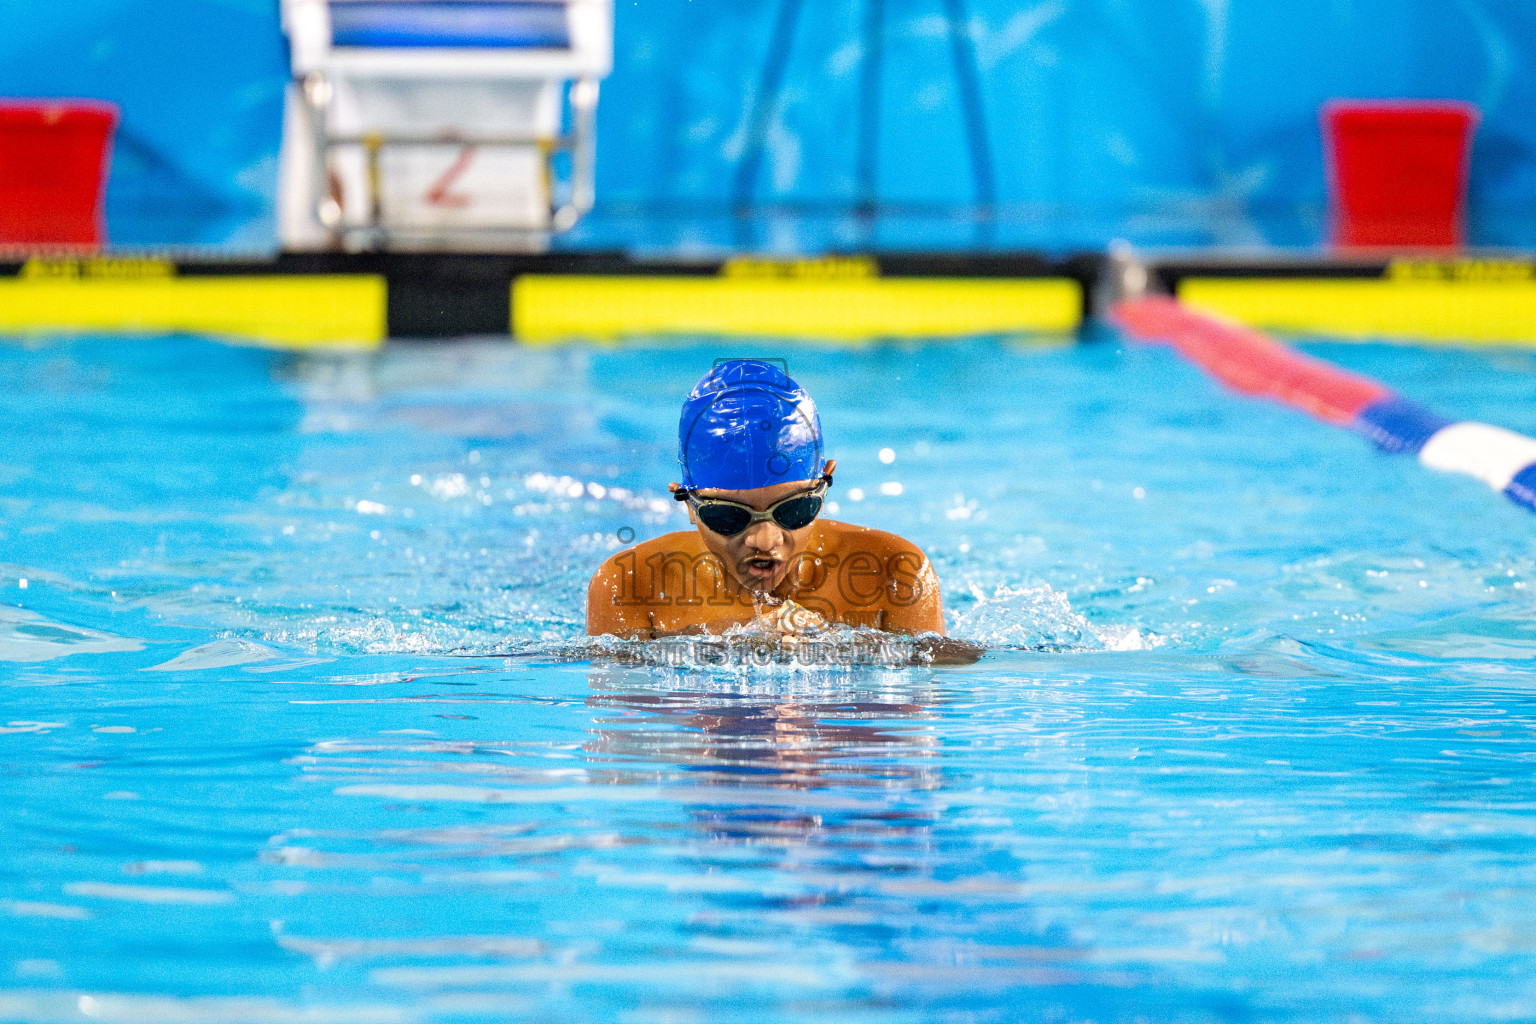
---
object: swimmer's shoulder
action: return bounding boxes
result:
[816,520,933,565]
[589,530,708,588]
[588,532,709,637]
[815,520,945,634]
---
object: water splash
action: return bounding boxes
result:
[949,582,1160,652]
[588,624,945,672]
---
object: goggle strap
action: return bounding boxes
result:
[673,467,832,503]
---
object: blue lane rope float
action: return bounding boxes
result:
[1113,296,1536,513]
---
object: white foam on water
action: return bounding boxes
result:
[1095,623,1166,651]
[369,958,850,990]
[62,882,234,905]
[587,625,940,671]
[274,933,543,967]
[13,960,61,979]
[951,582,1148,652]
[0,990,409,1024]
[123,861,204,877]
[0,607,143,663]
[6,902,91,920]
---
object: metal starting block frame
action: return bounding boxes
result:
[278,0,611,251]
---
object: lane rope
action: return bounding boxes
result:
[1112,295,1536,513]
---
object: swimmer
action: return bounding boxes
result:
[587,360,977,662]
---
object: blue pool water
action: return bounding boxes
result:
[3,332,1536,1022]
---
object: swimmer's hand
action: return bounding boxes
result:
[911,636,984,666]
[756,599,828,635]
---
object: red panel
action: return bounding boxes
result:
[0,100,119,249]
[1112,296,1390,425]
[1322,100,1477,251]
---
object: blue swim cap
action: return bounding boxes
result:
[678,360,824,491]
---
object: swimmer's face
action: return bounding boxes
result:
[681,478,821,595]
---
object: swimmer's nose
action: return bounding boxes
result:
[740,519,783,552]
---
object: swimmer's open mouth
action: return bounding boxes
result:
[741,556,781,581]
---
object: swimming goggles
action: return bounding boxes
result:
[673,473,832,537]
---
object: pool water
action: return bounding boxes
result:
[3,332,1536,1023]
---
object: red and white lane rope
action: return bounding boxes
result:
[1112,295,1536,512]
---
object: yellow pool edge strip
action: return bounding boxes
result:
[512,275,1082,343]
[1178,277,1536,346]
[0,276,387,350]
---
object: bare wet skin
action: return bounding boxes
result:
[585,476,981,664]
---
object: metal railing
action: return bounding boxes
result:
[300,70,598,246]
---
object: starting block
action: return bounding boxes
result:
[277,0,611,250]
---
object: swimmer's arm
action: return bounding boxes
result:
[880,555,983,664]
[914,636,983,665]
[881,551,947,636]
[585,558,653,640]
